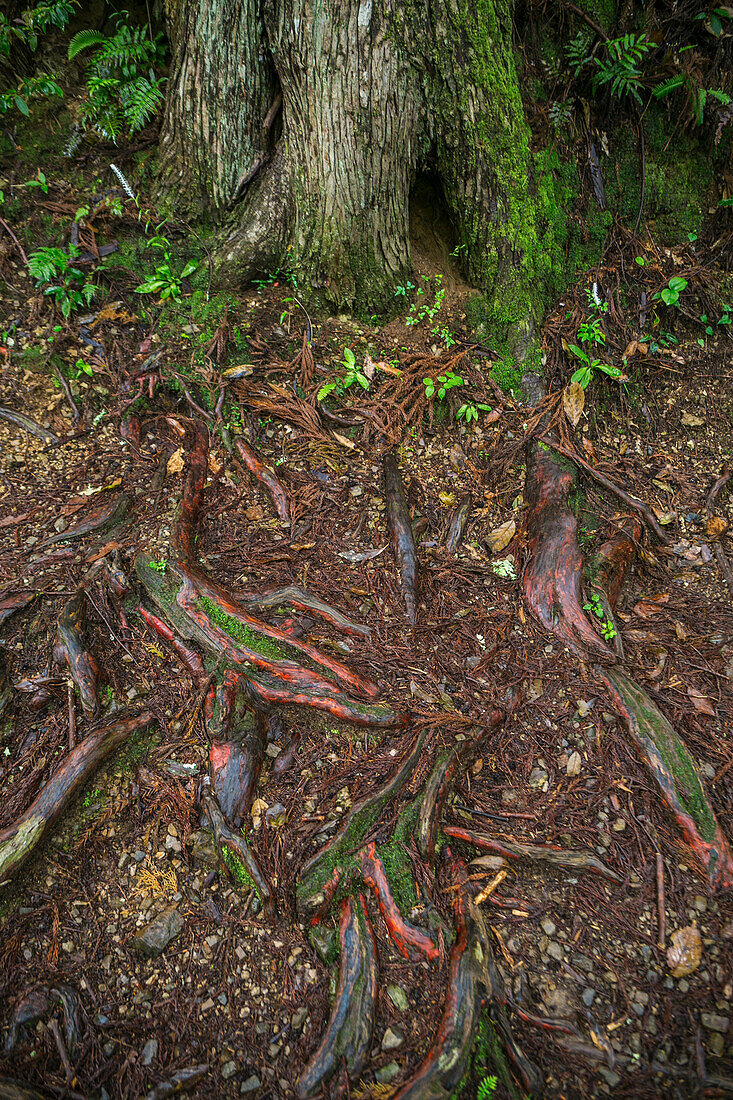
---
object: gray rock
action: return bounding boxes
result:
[141,1038,158,1065]
[240,1075,261,1093]
[222,1061,238,1079]
[541,919,556,936]
[387,985,409,1012]
[702,1013,729,1033]
[582,988,596,1007]
[382,1027,404,1051]
[291,1008,308,1030]
[599,1067,621,1088]
[547,941,563,962]
[529,767,548,789]
[376,1062,400,1085]
[130,907,183,958]
[186,830,218,868]
[708,1032,725,1057]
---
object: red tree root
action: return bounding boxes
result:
[242,586,370,638]
[443,825,622,883]
[35,493,129,551]
[53,592,99,722]
[297,730,426,922]
[417,710,505,864]
[234,437,291,526]
[206,676,267,828]
[593,517,641,610]
[394,855,540,1099]
[296,895,378,1099]
[171,420,209,561]
[0,592,34,628]
[139,606,207,684]
[0,709,154,885]
[202,792,274,916]
[384,453,418,626]
[359,841,439,961]
[601,668,733,891]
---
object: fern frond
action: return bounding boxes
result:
[68,28,106,59]
[652,73,686,99]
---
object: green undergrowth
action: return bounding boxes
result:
[222,844,260,898]
[456,1015,523,1100]
[379,799,421,914]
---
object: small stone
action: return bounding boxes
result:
[376,1062,400,1085]
[582,988,595,1007]
[701,1013,729,1033]
[382,1027,404,1051]
[708,1033,725,1057]
[566,751,582,776]
[693,896,707,913]
[547,941,563,962]
[501,788,518,804]
[612,818,626,832]
[240,1075,261,1093]
[541,919,557,936]
[291,1008,308,1029]
[186,830,218,868]
[387,985,409,1012]
[529,767,548,790]
[599,1068,621,1088]
[130,907,183,958]
[141,1039,158,1066]
[222,1061,237,1079]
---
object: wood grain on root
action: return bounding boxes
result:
[206,676,267,828]
[202,792,274,916]
[384,453,418,626]
[0,710,154,884]
[359,841,438,961]
[171,421,209,561]
[296,895,377,1098]
[53,592,99,722]
[233,437,290,526]
[443,825,622,883]
[0,592,34,628]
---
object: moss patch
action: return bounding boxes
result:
[198,596,295,661]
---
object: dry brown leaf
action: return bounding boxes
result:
[563,381,585,428]
[633,595,670,619]
[706,515,729,541]
[167,448,184,475]
[681,411,705,428]
[486,518,516,553]
[667,926,702,977]
[687,686,716,717]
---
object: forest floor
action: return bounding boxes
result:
[0,128,733,1100]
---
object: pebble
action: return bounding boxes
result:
[541,919,557,936]
[529,767,548,790]
[547,942,563,962]
[240,1075,261,1093]
[222,1061,237,1079]
[141,1038,158,1065]
[387,985,409,1012]
[582,988,595,1007]
[701,1013,729,1033]
[130,907,183,958]
[382,1027,404,1051]
[376,1062,400,1084]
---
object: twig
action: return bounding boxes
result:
[68,684,76,751]
[539,435,670,544]
[48,1016,75,1085]
[0,216,30,267]
[656,851,665,949]
[54,363,81,426]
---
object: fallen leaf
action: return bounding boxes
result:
[667,926,702,977]
[687,686,715,717]
[208,451,223,476]
[486,519,516,553]
[681,411,705,428]
[706,515,729,541]
[363,352,376,380]
[652,508,676,525]
[563,381,585,428]
[338,546,386,563]
[566,751,582,777]
[167,448,184,475]
[331,431,355,449]
[375,360,402,377]
[633,595,669,619]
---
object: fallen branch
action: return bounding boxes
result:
[36,494,129,551]
[444,825,622,883]
[444,498,471,555]
[0,710,154,885]
[384,452,418,626]
[233,437,290,526]
[296,895,378,1098]
[0,405,59,445]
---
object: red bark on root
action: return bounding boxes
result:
[0,710,154,884]
[359,841,439,961]
[202,792,275,916]
[416,709,505,864]
[593,517,641,610]
[139,605,207,684]
[171,421,209,561]
[242,586,370,638]
[35,493,129,551]
[53,592,99,722]
[234,436,291,526]
[384,453,418,626]
[443,825,622,883]
[295,895,378,1099]
[206,677,267,828]
[0,592,34,628]
[239,670,406,728]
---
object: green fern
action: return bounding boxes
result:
[67,28,105,59]
[477,1076,498,1100]
[565,31,591,77]
[593,32,654,104]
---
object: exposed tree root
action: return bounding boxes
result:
[295,895,377,1099]
[0,710,154,885]
[52,592,99,722]
[138,606,207,684]
[394,856,541,1100]
[171,420,209,561]
[416,710,505,864]
[444,498,471,555]
[0,592,34,628]
[206,673,267,827]
[384,453,418,626]
[443,825,622,883]
[35,493,129,551]
[358,842,439,961]
[0,405,59,444]
[202,791,274,917]
[233,437,291,526]
[238,586,371,638]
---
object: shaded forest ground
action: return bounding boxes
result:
[0,74,733,1100]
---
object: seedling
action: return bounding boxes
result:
[423,370,463,400]
[654,276,687,307]
[456,401,493,424]
[567,344,625,389]
[317,347,370,401]
[583,591,617,641]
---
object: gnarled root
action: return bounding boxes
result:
[171,420,209,561]
[394,855,541,1099]
[384,453,418,627]
[233,436,290,526]
[359,841,438,961]
[0,592,34,628]
[600,668,733,891]
[443,825,622,884]
[139,606,207,684]
[417,710,505,864]
[206,672,267,828]
[0,710,154,885]
[295,894,378,1099]
[202,791,274,917]
[53,591,99,722]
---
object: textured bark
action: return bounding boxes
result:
[158,0,549,317]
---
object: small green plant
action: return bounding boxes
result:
[577,317,605,346]
[148,559,168,573]
[567,344,625,390]
[0,1,72,117]
[477,1076,498,1100]
[317,347,370,401]
[28,245,94,319]
[423,370,463,400]
[593,33,654,104]
[72,358,94,379]
[456,400,493,424]
[583,591,617,641]
[565,31,592,76]
[492,558,516,579]
[135,234,198,303]
[398,274,445,327]
[68,13,167,140]
[654,276,688,307]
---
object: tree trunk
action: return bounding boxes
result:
[158,0,552,325]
